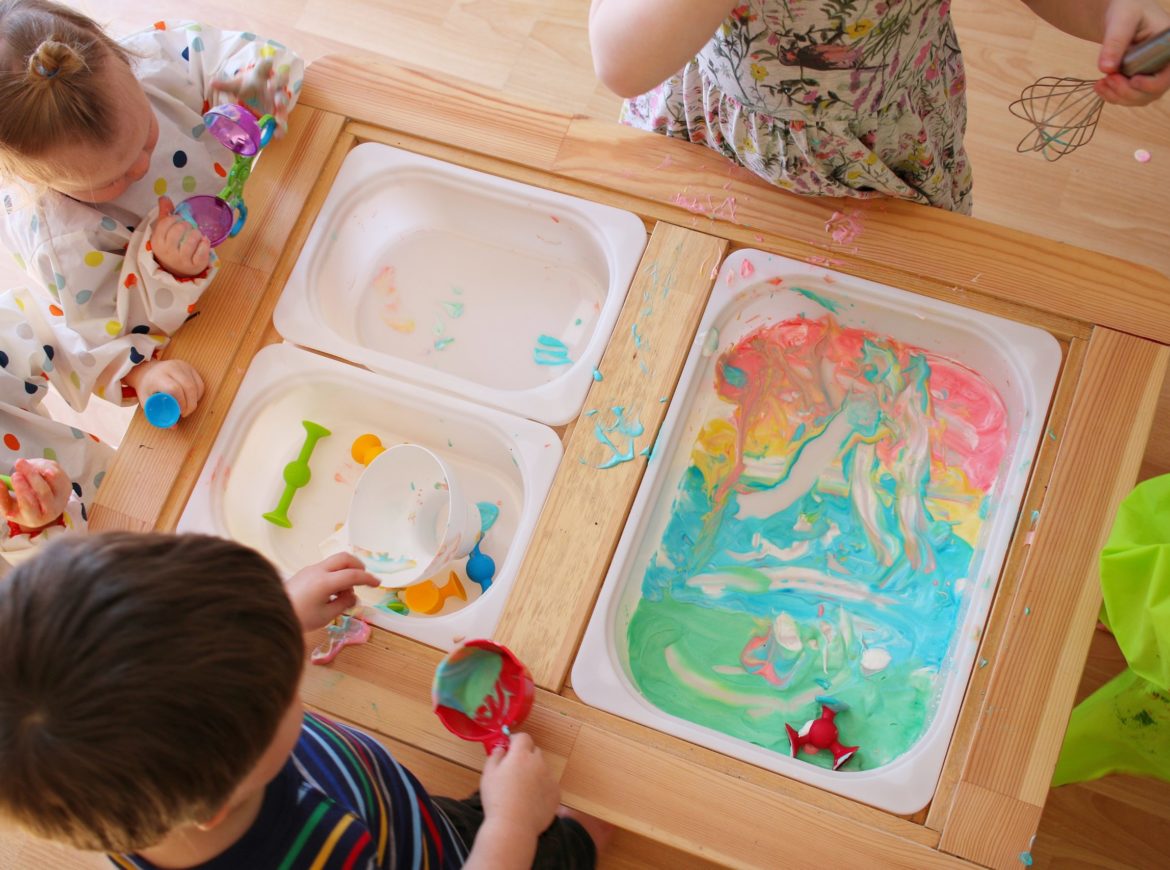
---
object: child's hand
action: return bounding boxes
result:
[286,552,381,632]
[212,57,292,138]
[0,458,71,531]
[123,359,205,418]
[152,196,212,278]
[479,733,560,839]
[1095,0,1170,106]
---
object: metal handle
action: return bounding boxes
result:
[1121,25,1170,76]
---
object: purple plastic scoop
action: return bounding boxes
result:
[173,196,234,247]
[204,104,265,156]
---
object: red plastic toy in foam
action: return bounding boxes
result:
[432,639,535,754]
[785,704,859,770]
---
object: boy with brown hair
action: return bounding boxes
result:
[0,532,605,868]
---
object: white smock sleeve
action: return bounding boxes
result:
[0,190,209,410]
[0,297,113,563]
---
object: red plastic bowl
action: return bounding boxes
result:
[432,639,534,754]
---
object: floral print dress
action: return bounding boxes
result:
[622,0,973,212]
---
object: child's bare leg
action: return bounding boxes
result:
[558,806,615,853]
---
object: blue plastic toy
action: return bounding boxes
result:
[466,541,495,590]
[143,392,181,429]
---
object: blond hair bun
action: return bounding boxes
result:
[27,39,85,83]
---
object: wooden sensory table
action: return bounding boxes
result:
[91,56,1170,869]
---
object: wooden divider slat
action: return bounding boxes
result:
[494,223,727,690]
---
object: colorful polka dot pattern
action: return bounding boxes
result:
[0,22,303,511]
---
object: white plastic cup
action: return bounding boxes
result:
[346,444,481,587]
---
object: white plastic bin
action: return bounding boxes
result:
[178,343,561,650]
[275,142,647,425]
[572,250,1061,813]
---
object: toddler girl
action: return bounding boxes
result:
[589,0,1170,213]
[0,0,303,558]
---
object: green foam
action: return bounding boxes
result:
[435,647,503,717]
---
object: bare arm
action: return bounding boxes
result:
[588,0,738,97]
[462,734,560,870]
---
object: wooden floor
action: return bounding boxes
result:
[1,1,1167,866]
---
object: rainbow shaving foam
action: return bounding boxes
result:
[434,645,504,719]
[626,314,1008,769]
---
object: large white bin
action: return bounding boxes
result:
[572,250,1061,813]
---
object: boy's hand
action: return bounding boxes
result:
[0,458,71,530]
[479,733,559,839]
[151,196,212,278]
[123,359,205,418]
[1095,0,1170,106]
[286,552,381,632]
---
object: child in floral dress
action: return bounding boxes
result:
[589,0,1170,213]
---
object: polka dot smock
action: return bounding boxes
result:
[0,22,303,560]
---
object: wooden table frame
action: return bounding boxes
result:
[91,56,1170,869]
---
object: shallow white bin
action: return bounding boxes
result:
[572,250,1061,813]
[178,343,561,650]
[275,142,647,425]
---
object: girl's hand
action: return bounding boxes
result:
[124,359,205,418]
[1095,0,1170,106]
[0,458,71,531]
[286,552,381,632]
[151,197,212,278]
[212,57,292,138]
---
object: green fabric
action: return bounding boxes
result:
[1099,474,1170,688]
[1052,668,1170,786]
[1053,475,1170,786]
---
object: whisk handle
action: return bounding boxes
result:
[1121,26,1170,77]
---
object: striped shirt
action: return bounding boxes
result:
[110,713,469,870]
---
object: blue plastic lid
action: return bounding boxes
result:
[143,392,181,429]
